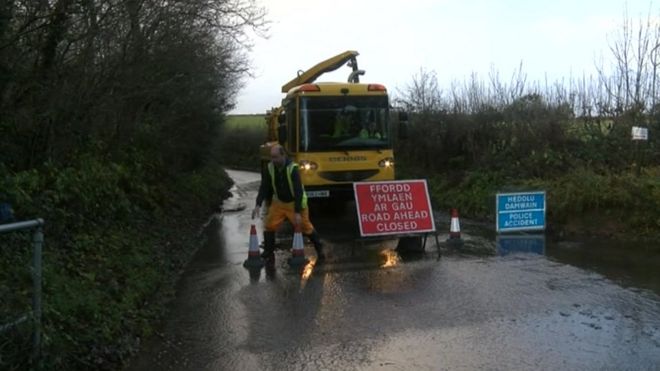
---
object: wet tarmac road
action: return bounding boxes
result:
[128,170,660,370]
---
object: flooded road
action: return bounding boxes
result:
[127,170,660,370]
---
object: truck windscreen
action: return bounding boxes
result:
[299,96,390,152]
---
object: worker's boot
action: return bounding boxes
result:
[306,230,325,263]
[261,231,275,260]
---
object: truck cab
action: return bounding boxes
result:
[260,51,401,201]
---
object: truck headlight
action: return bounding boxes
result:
[300,160,318,171]
[378,157,394,168]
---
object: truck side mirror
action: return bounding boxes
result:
[277,113,287,144]
[398,111,409,140]
[277,123,287,145]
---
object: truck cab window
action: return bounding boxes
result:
[299,96,390,152]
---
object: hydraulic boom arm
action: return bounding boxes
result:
[281,50,363,93]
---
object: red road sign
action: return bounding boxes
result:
[353,180,435,237]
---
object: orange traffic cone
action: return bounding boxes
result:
[447,208,464,247]
[243,224,264,268]
[288,225,309,267]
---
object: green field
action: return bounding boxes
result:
[218,115,266,170]
[225,114,266,129]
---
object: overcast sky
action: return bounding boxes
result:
[230,0,654,114]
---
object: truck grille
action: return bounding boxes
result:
[317,169,379,182]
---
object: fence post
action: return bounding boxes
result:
[32,222,44,366]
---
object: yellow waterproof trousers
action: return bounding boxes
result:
[264,200,314,235]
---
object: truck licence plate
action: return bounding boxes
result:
[307,190,330,198]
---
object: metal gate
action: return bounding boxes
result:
[0,219,44,368]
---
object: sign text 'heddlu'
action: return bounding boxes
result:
[354,180,435,237]
[496,191,546,233]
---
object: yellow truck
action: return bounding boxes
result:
[260,51,407,202]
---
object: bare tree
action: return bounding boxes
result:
[596,5,657,117]
[0,0,268,170]
[395,67,443,113]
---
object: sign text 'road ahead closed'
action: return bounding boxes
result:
[354,180,435,237]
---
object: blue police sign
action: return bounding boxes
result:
[496,191,546,233]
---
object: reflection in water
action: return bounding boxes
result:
[247,266,261,283]
[380,248,400,268]
[265,259,276,280]
[497,234,546,256]
[546,237,660,295]
[299,257,317,290]
[301,258,316,280]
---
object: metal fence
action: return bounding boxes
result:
[0,219,44,367]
